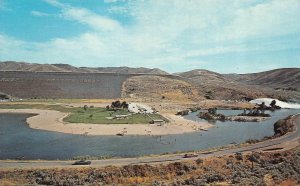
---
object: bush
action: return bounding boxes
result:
[0,94,9,99]
[235,152,243,161]
[176,110,189,116]
[205,173,225,183]
[246,139,260,144]
[111,101,128,109]
[83,105,88,111]
[195,158,204,164]
[247,152,260,163]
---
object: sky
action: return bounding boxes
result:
[0,0,299,73]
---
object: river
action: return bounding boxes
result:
[0,109,299,160]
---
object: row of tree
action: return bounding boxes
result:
[106,100,129,110]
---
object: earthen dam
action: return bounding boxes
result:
[0,71,132,99]
[0,71,180,99]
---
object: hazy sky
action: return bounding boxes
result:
[0,0,299,73]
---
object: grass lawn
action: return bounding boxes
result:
[0,103,78,112]
[0,103,168,124]
[64,108,167,124]
[16,98,115,103]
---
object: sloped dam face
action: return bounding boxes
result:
[0,71,131,99]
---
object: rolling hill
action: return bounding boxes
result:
[0,61,298,101]
[0,61,169,75]
[174,68,299,101]
[228,68,300,88]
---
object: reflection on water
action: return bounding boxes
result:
[0,109,299,160]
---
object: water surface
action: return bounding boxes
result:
[0,109,299,160]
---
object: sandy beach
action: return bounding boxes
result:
[0,109,213,136]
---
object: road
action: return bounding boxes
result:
[0,114,299,169]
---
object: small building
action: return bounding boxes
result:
[149,119,165,125]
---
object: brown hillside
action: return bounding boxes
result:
[176,69,299,101]
[0,61,298,101]
[0,61,169,75]
[231,68,300,88]
[122,75,201,103]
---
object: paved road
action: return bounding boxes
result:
[0,115,299,169]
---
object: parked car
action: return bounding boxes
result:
[72,160,91,165]
[183,153,198,158]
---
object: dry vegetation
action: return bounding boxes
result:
[177,69,299,101]
[1,147,300,185]
[122,75,201,103]
[121,70,299,105]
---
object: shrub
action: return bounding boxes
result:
[235,152,243,161]
[195,158,204,164]
[83,105,88,111]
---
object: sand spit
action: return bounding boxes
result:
[0,109,213,136]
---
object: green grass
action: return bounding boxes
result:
[64,108,167,124]
[0,103,168,124]
[15,98,92,103]
[15,98,115,103]
[0,104,78,112]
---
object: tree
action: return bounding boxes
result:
[120,101,129,109]
[111,101,128,109]
[208,107,217,115]
[111,101,121,108]
[0,94,9,100]
[270,100,276,107]
[83,105,88,111]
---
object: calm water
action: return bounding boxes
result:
[0,109,299,160]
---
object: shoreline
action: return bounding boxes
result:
[0,109,213,136]
[0,114,298,167]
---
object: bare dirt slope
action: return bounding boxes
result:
[122,75,201,103]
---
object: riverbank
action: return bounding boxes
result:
[1,144,300,185]
[0,109,213,136]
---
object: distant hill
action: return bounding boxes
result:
[91,67,168,75]
[227,68,300,88]
[0,61,169,75]
[174,68,299,101]
[0,61,65,72]
[176,68,300,89]
[0,61,298,101]
[175,69,222,78]
[175,69,228,83]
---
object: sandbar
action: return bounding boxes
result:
[0,109,213,136]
